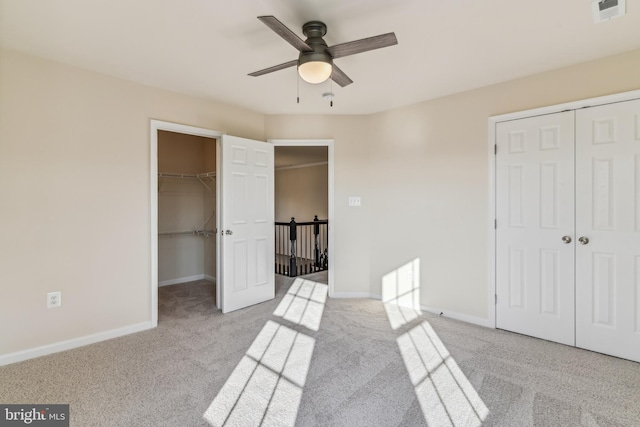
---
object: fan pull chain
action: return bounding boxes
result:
[297,73,300,104]
[330,80,333,107]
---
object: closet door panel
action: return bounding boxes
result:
[496,111,575,346]
[576,98,640,363]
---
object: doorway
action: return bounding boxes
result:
[270,139,335,297]
[156,130,217,319]
[150,121,223,326]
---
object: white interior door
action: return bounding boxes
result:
[496,111,576,346]
[220,135,274,313]
[575,99,640,362]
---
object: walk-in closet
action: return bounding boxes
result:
[157,130,216,306]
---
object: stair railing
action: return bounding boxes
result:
[275,215,328,277]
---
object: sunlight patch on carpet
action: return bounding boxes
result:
[383,259,489,426]
[397,322,489,426]
[273,279,328,331]
[204,279,328,426]
[203,321,314,426]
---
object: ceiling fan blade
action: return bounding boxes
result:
[258,16,313,53]
[330,64,353,87]
[326,33,397,59]
[248,60,298,77]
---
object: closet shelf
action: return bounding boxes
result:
[159,229,216,238]
[158,172,216,179]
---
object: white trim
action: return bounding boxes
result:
[421,306,494,329]
[330,293,494,329]
[0,322,153,367]
[487,120,497,329]
[487,89,640,333]
[327,142,335,300]
[150,120,223,327]
[269,139,334,146]
[150,125,158,326]
[269,139,335,299]
[275,161,328,171]
[158,274,212,287]
[331,292,381,299]
[216,140,221,310]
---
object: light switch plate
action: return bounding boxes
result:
[348,196,361,207]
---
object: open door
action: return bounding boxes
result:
[219,135,275,313]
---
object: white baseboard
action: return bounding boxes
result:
[159,274,213,287]
[421,305,494,328]
[330,292,494,329]
[331,291,380,299]
[0,321,154,367]
[204,274,216,282]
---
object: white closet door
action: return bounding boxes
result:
[575,99,640,362]
[496,111,576,346]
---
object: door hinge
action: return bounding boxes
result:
[494,144,497,155]
[494,219,497,229]
[495,294,497,304]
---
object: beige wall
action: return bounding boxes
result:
[275,164,328,223]
[266,48,640,319]
[0,48,262,356]
[158,132,216,285]
[2,45,640,360]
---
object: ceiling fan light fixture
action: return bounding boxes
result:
[298,61,332,84]
[298,50,333,84]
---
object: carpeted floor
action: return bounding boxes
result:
[1,274,638,426]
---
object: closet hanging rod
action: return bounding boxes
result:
[158,231,195,237]
[198,172,216,178]
[158,229,216,237]
[158,172,216,179]
[158,172,196,179]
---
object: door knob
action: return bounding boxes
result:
[225,230,233,235]
[578,236,589,245]
[561,236,572,244]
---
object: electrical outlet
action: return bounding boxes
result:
[47,291,61,308]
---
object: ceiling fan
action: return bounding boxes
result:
[249,16,398,87]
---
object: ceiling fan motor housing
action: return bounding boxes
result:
[298,21,333,68]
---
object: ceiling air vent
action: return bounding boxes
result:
[592,0,626,23]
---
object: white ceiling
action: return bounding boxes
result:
[1,0,639,115]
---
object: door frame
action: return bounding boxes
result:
[487,89,640,330]
[150,120,223,327]
[269,139,335,298]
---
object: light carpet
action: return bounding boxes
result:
[1,274,639,426]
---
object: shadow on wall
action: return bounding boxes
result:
[382,258,489,426]
[203,279,328,426]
